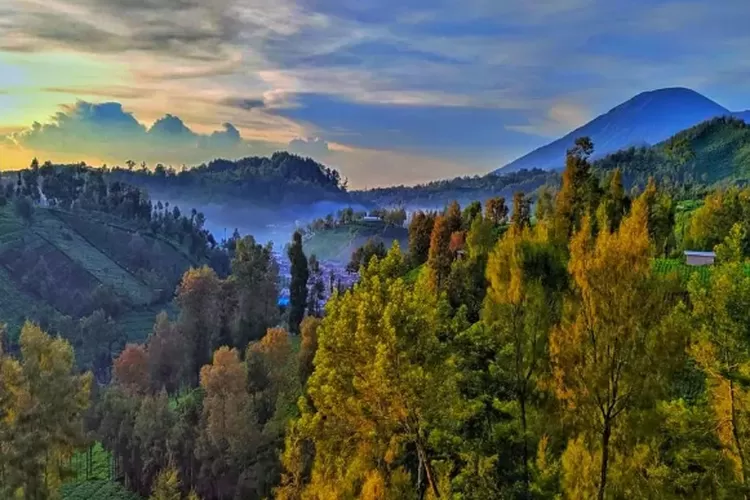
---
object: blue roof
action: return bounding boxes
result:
[278,297,290,306]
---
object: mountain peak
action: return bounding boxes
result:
[497,88,732,173]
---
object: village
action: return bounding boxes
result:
[274,252,359,309]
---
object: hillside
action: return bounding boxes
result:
[109,151,350,209]
[0,163,222,380]
[303,219,409,262]
[497,87,735,173]
[353,168,553,209]
[594,116,750,188]
[0,203,187,372]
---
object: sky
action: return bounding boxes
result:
[1,0,750,188]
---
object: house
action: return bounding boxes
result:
[362,215,382,222]
[684,250,716,266]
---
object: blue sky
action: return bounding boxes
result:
[1,0,749,187]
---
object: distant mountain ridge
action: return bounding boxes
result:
[496,88,744,173]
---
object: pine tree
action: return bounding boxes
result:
[408,211,435,267]
[550,194,676,499]
[288,231,309,335]
[150,466,182,500]
[427,215,452,292]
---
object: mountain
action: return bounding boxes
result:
[496,88,735,173]
[734,110,750,123]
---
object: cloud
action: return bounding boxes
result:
[2,101,280,165]
[506,102,592,138]
[288,137,331,159]
[4,0,750,181]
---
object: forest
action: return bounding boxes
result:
[108,152,349,208]
[8,134,750,499]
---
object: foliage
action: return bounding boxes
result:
[0,322,92,499]
[110,152,346,208]
[288,231,309,335]
[347,237,387,273]
[279,244,463,498]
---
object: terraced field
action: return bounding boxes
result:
[61,480,140,500]
[0,204,190,348]
[653,258,713,284]
[33,212,153,305]
[0,267,50,336]
[57,210,195,287]
[119,302,179,343]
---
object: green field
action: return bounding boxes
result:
[653,258,712,284]
[61,443,142,500]
[304,221,408,262]
[33,211,153,305]
[119,302,180,344]
[0,203,193,354]
[61,480,141,500]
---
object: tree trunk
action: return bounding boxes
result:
[520,391,530,498]
[730,379,748,495]
[416,440,440,498]
[598,418,612,500]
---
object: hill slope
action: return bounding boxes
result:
[303,220,409,262]
[594,116,750,187]
[0,205,187,338]
[497,88,735,173]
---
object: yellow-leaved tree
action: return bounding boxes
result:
[550,194,676,500]
[0,322,92,499]
[278,243,465,499]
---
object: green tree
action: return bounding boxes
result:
[554,137,597,242]
[462,201,482,227]
[408,210,435,267]
[230,236,280,345]
[689,259,750,491]
[347,238,387,273]
[483,224,566,494]
[445,200,463,234]
[511,191,531,232]
[281,245,462,498]
[288,231,309,335]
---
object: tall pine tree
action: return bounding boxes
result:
[288,231,309,335]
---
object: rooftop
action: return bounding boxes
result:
[684,251,716,257]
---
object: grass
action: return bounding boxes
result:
[62,443,141,500]
[60,480,141,500]
[305,222,408,262]
[653,258,712,285]
[652,258,750,286]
